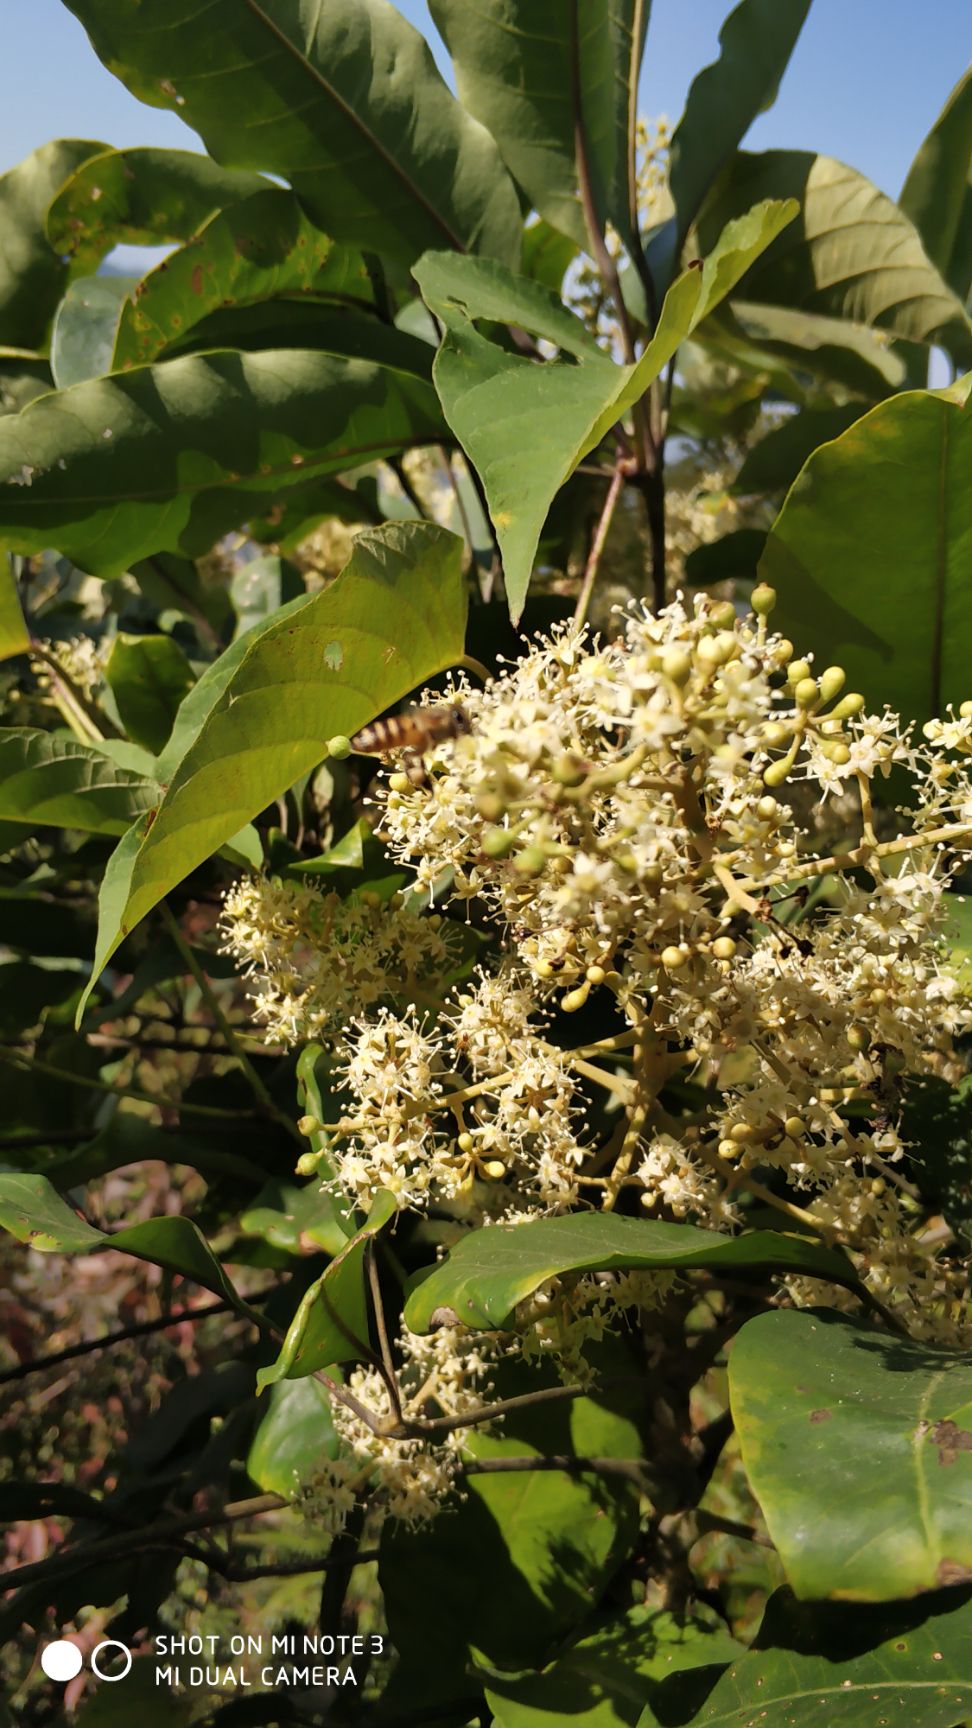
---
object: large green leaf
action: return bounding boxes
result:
[63,0,521,269]
[899,69,972,302]
[0,730,156,835]
[404,1214,857,1334]
[698,152,972,366]
[667,0,810,246]
[0,140,106,349]
[80,522,467,1012]
[485,1607,742,1728]
[46,146,269,273]
[0,343,444,575]
[0,554,29,660]
[247,1377,338,1498]
[50,274,136,388]
[381,1368,641,1712]
[256,1191,397,1389]
[429,0,647,252]
[730,1309,972,1601]
[0,1171,246,1309]
[706,300,908,401]
[103,633,195,755]
[416,199,796,620]
[761,375,972,725]
[733,404,866,494]
[651,1588,972,1728]
[112,188,375,370]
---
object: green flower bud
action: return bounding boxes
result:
[327,734,352,760]
[794,677,819,708]
[482,825,518,859]
[551,753,588,788]
[513,844,548,878]
[787,659,812,685]
[818,665,846,704]
[709,601,737,630]
[662,646,693,685]
[296,1150,324,1177]
[298,1115,322,1137]
[829,692,866,720]
[820,740,851,765]
[751,583,777,616]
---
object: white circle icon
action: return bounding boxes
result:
[40,1640,83,1682]
[91,1640,133,1682]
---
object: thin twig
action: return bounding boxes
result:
[573,463,626,627]
[0,1293,278,1387]
[463,1454,649,1484]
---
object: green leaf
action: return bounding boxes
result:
[697,152,972,366]
[63,0,521,270]
[734,405,866,494]
[730,1308,972,1601]
[429,0,647,251]
[46,145,269,273]
[0,344,444,574]
[0,554,29,660]
[50,275,136,388]
[899,69,972,302]
[81,522,467,1013]
[683,528,766,586]
[104,632,196,755]
[761,375,972,725]
[381,1367,642,1712]
[0,140,106,349]
[0,1170,247,1309]
[485,1606,742,1728]
[0,729,156,835]
[404,1214,857,1334]
[247,1376,338,1498]
[521,219,578,296]
[256,1190,397,1389]
[709,300,908,401]
[652,1587,972,1727]
[417,199,795,620]
[112,188,376,370]
[240,1178,349,1259]
[668,0,810,247]
[0,1171,104,1251]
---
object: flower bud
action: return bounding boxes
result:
[476,790,506,822]
[961,700,972,719]
[818,665,846,704]
[712,936,737,960]
[482,825,517,859]
[585,964,606,985]
[847,1022,871,1051]
[388,771,411,793]
[298,1114,322,1137]
[661,945,687,970]
[662,646,693,685]
[783,1116,806,1140]
[296,1150,324,1177]
[829,692,866,720]
[751,583,776,616]
[562,982,591,1012]
[718,1139,740,1160]
[327,734,352,760]
[761,721,790,748]
[709,601,737,630]
[483,1159,507,1180]
[756,795,778,820]
[457,1132,474,1153]
[794,677,819,708]
[787,659,812,685]
[551,753,588,788]
[514,844,548,878]
[819,740,851,764]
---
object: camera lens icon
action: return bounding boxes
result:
[41,1638,132,1683]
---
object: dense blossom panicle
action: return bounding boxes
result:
[221,588,972,1409]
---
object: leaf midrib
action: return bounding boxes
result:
[242,0,467,253]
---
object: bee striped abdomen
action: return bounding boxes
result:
[351,705,470,758]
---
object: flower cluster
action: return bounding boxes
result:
[222,586,972,1353]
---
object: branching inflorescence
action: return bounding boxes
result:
[221,586,972,1524]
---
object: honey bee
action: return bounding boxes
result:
[351,704,471,787]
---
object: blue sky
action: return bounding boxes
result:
[2,0,968,200]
